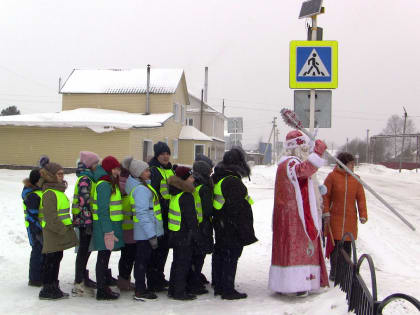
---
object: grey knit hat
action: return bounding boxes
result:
[122,156,149,178]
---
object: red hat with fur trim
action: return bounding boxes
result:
[285,130,308,149]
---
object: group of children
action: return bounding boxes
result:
[22,142,257,301]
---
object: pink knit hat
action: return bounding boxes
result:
[79,151,100,169]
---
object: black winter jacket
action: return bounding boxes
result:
[211,162,258,248]
[167,176,202,249]
[194,176,214,254]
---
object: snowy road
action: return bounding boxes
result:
[0,165,419,314]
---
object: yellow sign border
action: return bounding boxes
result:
[289,40,338,89]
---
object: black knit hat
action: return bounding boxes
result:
[29,169,41,186]
[195,154,214,168]
[193,160,212,176]
[223,147,246,165]
[154,141,171,157]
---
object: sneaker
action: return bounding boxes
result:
[96,287,120,300]
[72,282,94,297]
[134,290,158,300]
[169,292,197,301]
[28,280,43,287]
[221,290,248,300]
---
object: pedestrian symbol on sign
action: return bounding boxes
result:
[298,48,330,78]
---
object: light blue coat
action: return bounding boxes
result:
[125,175,164,241]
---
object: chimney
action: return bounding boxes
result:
[204,66,208,103]
[146,64,151,114]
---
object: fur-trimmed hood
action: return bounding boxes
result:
[168,175,195,195]
[212,161,250,183]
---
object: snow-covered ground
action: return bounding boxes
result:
[0,164,419,314]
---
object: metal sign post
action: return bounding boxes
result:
[309,15,317,132]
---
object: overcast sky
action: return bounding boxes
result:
[1,0,420,149]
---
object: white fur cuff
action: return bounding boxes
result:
[308,153,325,168]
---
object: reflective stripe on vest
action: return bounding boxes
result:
[23,190,43,228]
[155,167,175,200]
[193,185,203,224]
[213,176,254,210]
[129,184,163,223]
[168,192,184,231]
[72,176,96,216]
[92,180,123,222]
[40,189,72,228]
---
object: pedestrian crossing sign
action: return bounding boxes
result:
[290,40,338,89]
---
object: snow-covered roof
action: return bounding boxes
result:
[188,93,222,115]
[0,108,173,133]
[60,68,184,94]
[178,126,213,141]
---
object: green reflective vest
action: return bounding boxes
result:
[213,176,254,210]
[168,192,184,231]
[23,190,43,228]
[129,184,163,224]
[121,195,133,231]
[92,180,123,222]
[40,189,72,228]
[154,167,175,200]
[72,176,96,216]
[192,185,203,224]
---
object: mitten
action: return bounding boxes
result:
[314,140,327,156]
[360,217,367,224]
[149,236,158,250]
[104,232,118,251]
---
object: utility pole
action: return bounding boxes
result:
[308,12,318,133]
[222,98,225,115]
[399,107,408,173]
[346,138,349,152]
[366,129,370,164]
[200,89,204,131]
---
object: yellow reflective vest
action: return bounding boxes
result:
[23,190,43,228]
[153,167,175,200]
[129,184,163,223]
[40,189,72,228]
[92,180,123,222]
[192,185,203,224]
[168,192,183,231]
[213,176,254,210]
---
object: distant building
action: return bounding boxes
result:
[0,68,213,167]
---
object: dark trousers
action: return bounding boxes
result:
[42,251,63,285]
[96,250,111,289]
[134,240,153,292]
[169,245,193,296]
[330,240,352,278]
[147,235,169,288]
[75,227,92,283]
[29,234,44,282]
[187,253,205,289]
[212,245,243,294]
[119,243,136,280]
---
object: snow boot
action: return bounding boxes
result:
[221,290,248,300]
[84,270,97,289]
[105,269,118,286]
[134,290,158,300]
[96,286,120,300]
[169,292,197,301]
[39,283,68,300]
[54,280,70,299]
[188,286,209,295]
[117,275,135,291]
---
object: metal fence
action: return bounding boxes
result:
[333,232,420,314]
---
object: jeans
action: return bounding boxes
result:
[147,235,169,289]
[96,250,111,289]
[29,232,44,282]
[134,240,152,292]
[119,243,136,280]
[75,227,92,283]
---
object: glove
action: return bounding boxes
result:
[149,236,158,250]
[104,232,118,251]
[360,217,367,224]
[314,140,327,156]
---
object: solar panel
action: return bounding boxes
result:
[299,0,323,19]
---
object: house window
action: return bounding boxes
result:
[194,144,205,160]
[181,105,186,125]
[143,140,153,162]
[173,103,180,122]
[172,139,179,159]
[187,118,194,126]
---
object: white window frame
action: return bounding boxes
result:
[172,139,179,159]
[187,117,194,126]
[194,144,205,160]
[143,139,153,162]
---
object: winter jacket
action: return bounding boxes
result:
[323,166,368,240]
[125,175,164,241]
[119,169,135,244]
[211,162,258,248]
[92,165,124,251]
[193,176,214,254]
[167,176,202,249]
[22,181,42,246]
[149,157,174,232]
[72,166,95,230]
[39,169,78,254]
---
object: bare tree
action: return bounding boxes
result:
[381,114,416,158]
[1,106,20,116]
